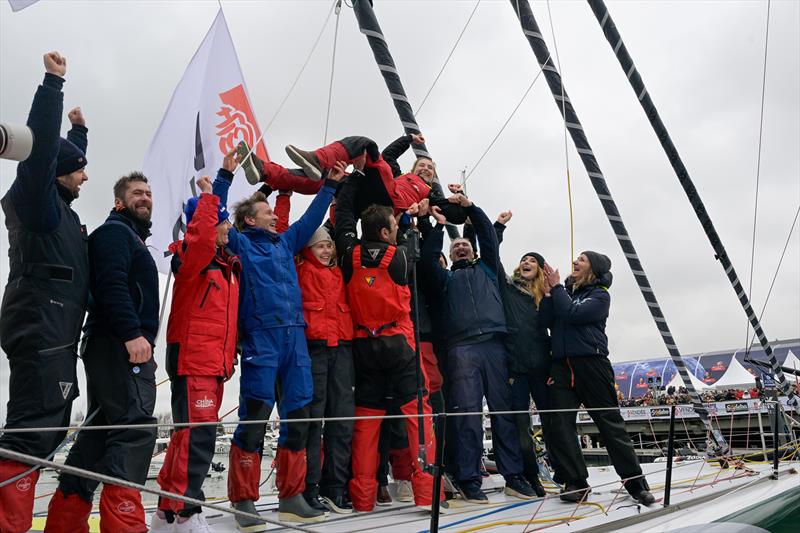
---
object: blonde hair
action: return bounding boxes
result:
[513,264,548,308]
[410,157,437,181]
[570,270,597,291]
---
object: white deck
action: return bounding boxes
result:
[29,458,800,532]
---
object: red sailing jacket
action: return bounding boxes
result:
[296,247,353,346]
[346,245,414,346]
[166,193,241,377]
[366,156,431,214]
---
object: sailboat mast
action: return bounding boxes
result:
[508,0,729,450]
[586,0,796,405]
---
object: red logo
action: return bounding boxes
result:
[117,500,136,513]
[16,477,32,492]
[216,85,268,161]
[240,455,254,468]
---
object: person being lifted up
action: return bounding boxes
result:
[420,197,538,505]
[224,162,343,528]
[150,151,241,533]
[333,162,442,513]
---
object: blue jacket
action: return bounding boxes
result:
[548,272,613,359]
[227,179,337,334]
[421,204,507,348]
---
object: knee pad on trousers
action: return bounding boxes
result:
[228,443,262,503]
[44,488,92,533]
[282,406,310,452]
[0,460,40,533]
[99,484,145,533]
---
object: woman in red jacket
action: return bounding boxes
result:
[295,225,356,515]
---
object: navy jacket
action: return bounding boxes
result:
[83,210,160,344]
[548,273,613,359]
[421,204,506,348]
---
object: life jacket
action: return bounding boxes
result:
[166,243,241,377]
[296,248,353,346]
[346,245,414,346]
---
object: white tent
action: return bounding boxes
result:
[713,357,756,388]
[666,370,712,391]
[782,350,799,383]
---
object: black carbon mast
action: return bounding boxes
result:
[508,0,729,450]
[586,0,795,405]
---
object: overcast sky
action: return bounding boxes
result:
[1,0,798,421]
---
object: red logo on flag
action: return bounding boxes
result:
[216,85,269,161]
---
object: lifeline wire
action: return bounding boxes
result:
[745,0,772,353]
[509,0,730,452]
[0,448,318,533]
[586,0,796,405]
[415,0,482,117]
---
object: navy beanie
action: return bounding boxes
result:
[582,250,611,276]
[521,252,545,268]
[55,138,87,177]
[184,195,230,226]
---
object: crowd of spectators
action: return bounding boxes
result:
[617,386,761,407]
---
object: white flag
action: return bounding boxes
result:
[8,0,40,11]
[142,9,268,273]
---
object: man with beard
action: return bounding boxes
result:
[46,173,159,533]
[420,199,537,504]
[0,52,90,533]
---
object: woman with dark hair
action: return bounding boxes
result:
[543,252,655,506]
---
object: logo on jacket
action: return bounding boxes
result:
[216,84,265,159]
[195,396,215,409]
[367,248,380,260]
[364,276,376,287]
[118,500,136,513]
[59,382,73,400]
[16,477,32,492]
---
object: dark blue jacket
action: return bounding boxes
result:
[83,210,160,344]
[7,73,88,232]
[421,204,506,348]
[228,179,336,334]
[548,273,613,359]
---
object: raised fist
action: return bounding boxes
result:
[496,211,513,225]
[431,206,447,225]
[68,107,85,126]
[197,175,212,194]
[44,52,66,77]
[222,149,238,173]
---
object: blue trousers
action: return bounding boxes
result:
[446,338,523,489]
[233,326,313,451]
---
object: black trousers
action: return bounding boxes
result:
[547,357,648,493]
[58,335,157,501]
[509,370,558,485]
[306,343,354,495]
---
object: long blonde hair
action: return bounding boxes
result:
[570,270,597,291]
[513,264,548,308]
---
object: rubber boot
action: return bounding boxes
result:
[278,493,326,523]
[44,488,92,533]
[0,459,39,533]
[348,406,384,512]
[231,499,267,533]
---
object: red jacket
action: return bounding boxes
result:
[296,247,353,346]
[366,156,431,214]
[166,193,241,377]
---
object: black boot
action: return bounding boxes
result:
[320,488,354,515]
[559,481,589,503]
[303,484,330,516]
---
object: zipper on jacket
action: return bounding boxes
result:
[566,357,575,389]
[199,279,219,308]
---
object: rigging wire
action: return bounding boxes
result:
[415,0,482,117]
[545,0,575,262]
[323,0,343,144]
[745,0,772,353]
[463,53,551,184]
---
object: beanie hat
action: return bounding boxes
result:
[184,195,230,227]
[306,226,332,248]
[582,250,611,276]
[520,252,545,268]
[55,138,87,177]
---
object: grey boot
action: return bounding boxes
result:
[232,499,267,532]
[285,145,322,181]
[278,493,326,523]
[236,141,264,185]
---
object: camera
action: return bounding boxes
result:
[0,123,34,162]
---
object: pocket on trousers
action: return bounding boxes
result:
[132,360,157,416]
[37,347,79,412]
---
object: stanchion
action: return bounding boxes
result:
[772,401,780,479]
[663,404,676,507]
[429,412,447,533]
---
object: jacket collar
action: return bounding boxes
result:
[107,209,152,240]
[300,247,332,268]
[243,226,280,243]
[565,271,614,292]
[57,183,76,206]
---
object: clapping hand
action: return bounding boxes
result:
[543,262,560,292]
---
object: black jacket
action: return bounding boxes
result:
[421,204,506,348]
[83,210,160,345]
[548,273,614,359]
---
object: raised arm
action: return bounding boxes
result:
[419,212,449,293]
[461,199,500,275]
[334,169,360,258]
[275,191,291,234]
[381,134,413,177]
[8,53,69,232]
[174,177,218,278]
[66,107,88,154]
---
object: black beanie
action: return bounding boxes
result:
[521,252,545,268]
[582,250,611,276]
[55,138,87,177]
